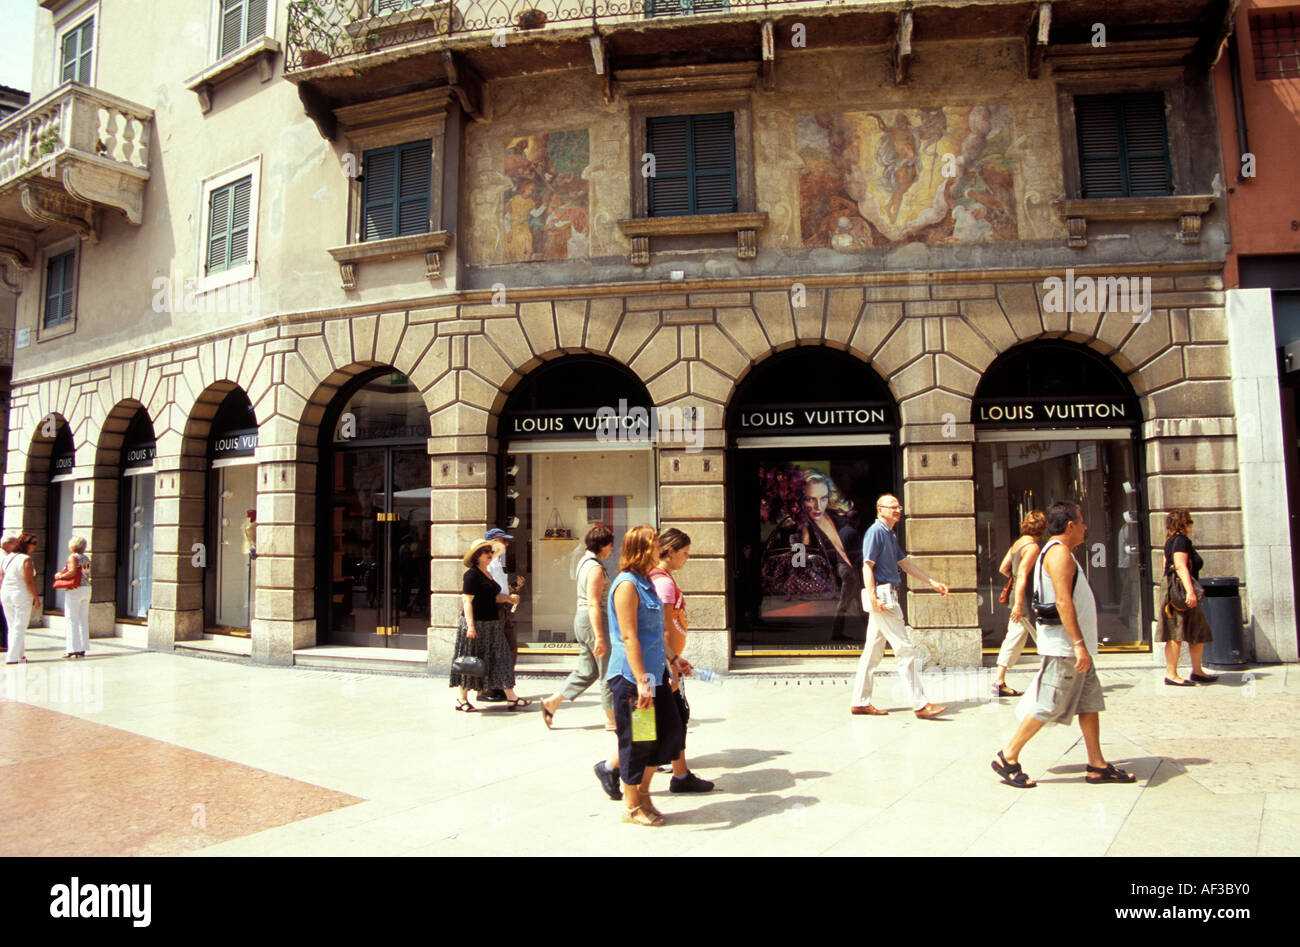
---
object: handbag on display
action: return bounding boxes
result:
[761,547,836,600]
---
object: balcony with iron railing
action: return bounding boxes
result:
[283,0,860,72]
[0,82,153,291]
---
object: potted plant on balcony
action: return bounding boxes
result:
[516,8,548,30]
[289,0,339,67]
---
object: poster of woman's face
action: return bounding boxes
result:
[750,460,880,644]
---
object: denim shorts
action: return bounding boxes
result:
[609,672,685,786]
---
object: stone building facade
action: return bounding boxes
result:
[3,0,1285,669]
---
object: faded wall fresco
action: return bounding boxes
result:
[799,106,1018,249]
[502,129,591,262]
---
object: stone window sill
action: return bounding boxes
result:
[326,231,452,290]
[616,212,768,265]
[1051,195,1215,248]
[185,36,282,114]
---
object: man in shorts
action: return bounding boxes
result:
[990,500,1136,788]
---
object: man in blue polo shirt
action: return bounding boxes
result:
[850,494,949,719]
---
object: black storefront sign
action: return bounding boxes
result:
[974,398,1138,428]
[52,453,75,474]
[734,402,894,436]
[504,404,659,439]
[211,428,259,459]
[124,443,157,469]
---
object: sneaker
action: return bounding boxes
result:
[594,760,622,801]
[669,771,714,794]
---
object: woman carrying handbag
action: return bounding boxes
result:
[450,538,529,711]
[1158,510,1217,686]
[55,536,92,659]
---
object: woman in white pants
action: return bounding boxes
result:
[992,510,1045,697]
[59,536,92,659]
[1,533,41,664]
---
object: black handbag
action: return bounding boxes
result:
[452,655,486,677]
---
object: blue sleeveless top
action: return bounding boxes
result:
[605,571,666,686]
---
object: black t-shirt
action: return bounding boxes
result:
[463,568,501,622]
[1164,534,1203,580]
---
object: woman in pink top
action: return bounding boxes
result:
[648,529,713,794]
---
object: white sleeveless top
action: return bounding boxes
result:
[1,552,30,595]
[1033,539,1098,657]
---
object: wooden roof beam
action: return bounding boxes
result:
[1026,2,1051,79]
[892,9,913,86]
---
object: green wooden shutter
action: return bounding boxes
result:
[220,0,246,57]
[648,113,735,216]
[396,141,432,236]
[646,0,731,17]
[1121,96,1173,196]
[362,147,397,241]
[228,177,253,266]
[1076,93,1171,198]
[60,30,78,83]
[362,142,431,241]
[60,18,93,84]
[647,117,691,216]
[206,176,253,274]
[691,113,737,214]
[44,250,75,328]
[207,185,230,273]
[247,0,268,41]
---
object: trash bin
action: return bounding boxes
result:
[1199,577,1250,668]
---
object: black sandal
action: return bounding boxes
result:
[1086,762,1136,784]
[994,683,1023,697]
[991,750,1037,788]
[505,697,531,710]
[454,700,477,713]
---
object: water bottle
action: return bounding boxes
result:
[693,668,724,685]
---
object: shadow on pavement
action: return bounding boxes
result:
[709,767,831,794]
[664,792,821,830]
[684,747,792,770]
[1035,755,1164,785]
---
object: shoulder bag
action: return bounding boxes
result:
[1032,541,1078,624]
[53,559,82,590]
[649,567,687,655]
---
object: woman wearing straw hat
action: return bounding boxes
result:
[450,537,529,712]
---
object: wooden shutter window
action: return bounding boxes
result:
[647,117,691,217]
[397,141,432,236]
[206,176,253,274]
[362,141,431,241]
[647,113,736,216]
[44,251,75,328]
[691,113,737,215]
[60,18,93,84]
[219,0,266,57]
[1075,93,1171,198]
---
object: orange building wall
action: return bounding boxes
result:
[1214,0,1300,287]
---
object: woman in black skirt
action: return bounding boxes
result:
[451,538,529,711]
[1159,510,1217,686]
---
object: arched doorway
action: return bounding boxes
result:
[317,368,432,648]
[497,355,656,653]
[45,424,76,616]
[205,389,259,635]
[726,347,899,655]
[972,340,1146,651]
[117,408,156,622]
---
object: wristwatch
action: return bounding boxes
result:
[639,673,654,685]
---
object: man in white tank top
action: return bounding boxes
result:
[990,501,1136,789]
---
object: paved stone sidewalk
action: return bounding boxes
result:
[2,630,1295,856]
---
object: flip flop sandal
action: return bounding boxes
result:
[991,750,1037,788]
[995,683,1023,697]
[541,704,555,728]
[454,700,478,713]
[1086,763,1136,784]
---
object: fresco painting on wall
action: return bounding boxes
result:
[799,106,1018,250]
[502,129,591,262]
